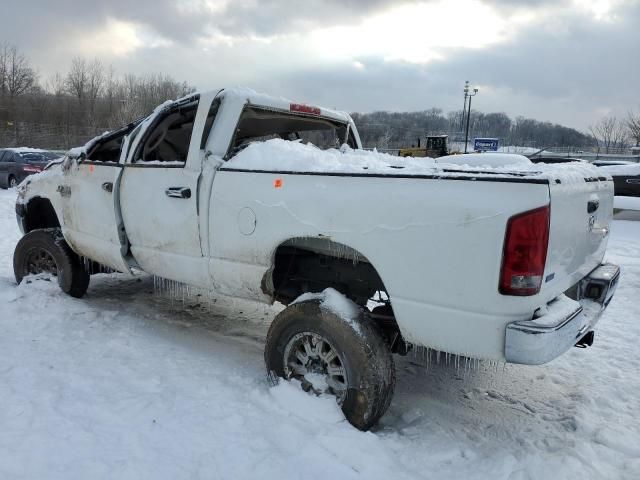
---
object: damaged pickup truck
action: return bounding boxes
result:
[13,88,620,430]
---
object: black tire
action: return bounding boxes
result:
[13,228,90,298]
[8,175,17,188]
[265,296,395,430]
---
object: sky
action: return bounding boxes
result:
[2,0,639,131]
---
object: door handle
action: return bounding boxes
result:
[165,187,191,199]
[102,182,113,193]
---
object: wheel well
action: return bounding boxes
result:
[267,238,381,305]
[266,238,407,353]
[24,197,60,232]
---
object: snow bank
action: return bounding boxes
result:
[597,164,640,176]
[228,138,601,184]
[438,152,531,167]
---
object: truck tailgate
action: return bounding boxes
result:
[543,171,614,297]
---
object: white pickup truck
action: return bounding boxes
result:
[13,88,620,430]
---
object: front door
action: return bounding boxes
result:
[61,158,129,272]
[118,96,212,286]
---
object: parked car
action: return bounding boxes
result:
[12,88,619,430]
[0,148,61,189]
[595,163,640,197]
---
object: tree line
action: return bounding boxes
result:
[1,43,639,152]
[352,109,640,152]
[0,45,195,149]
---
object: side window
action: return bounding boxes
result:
[85,119,142,164]
[86,134,127,163]
[135,101,198,165]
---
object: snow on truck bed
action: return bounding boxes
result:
[1,186,640,479]
[229,139,602,184]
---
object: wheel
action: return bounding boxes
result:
[8,175,17,188]
[265,291,395,430]
[13,228,90,298]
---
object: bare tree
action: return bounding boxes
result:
[377,128,393,149]
[86,58,104,104]
[46,72,66,96]
[65,57,88,100]
[0,44,7,95]
[589,116,628,153]
[626,110,640,147]
[0,44,36,97]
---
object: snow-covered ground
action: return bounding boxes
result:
[614,196,640,221]
[1,188,639,480]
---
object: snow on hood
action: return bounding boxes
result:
[227,139,601,183]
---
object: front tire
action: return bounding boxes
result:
[13,228,90,298]
[265,293,395,430]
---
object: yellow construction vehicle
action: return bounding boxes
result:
[398,135,449,158]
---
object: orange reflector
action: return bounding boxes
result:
[274,178,283,188]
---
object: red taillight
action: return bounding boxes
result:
[22,165,42,173]
[499,205,550,296]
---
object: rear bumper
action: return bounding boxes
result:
[505,263,620,365]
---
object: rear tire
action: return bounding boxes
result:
[265,293,395,430]
[8,175,17,188]
[13,228,90,298]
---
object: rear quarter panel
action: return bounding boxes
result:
[209,169,552,360]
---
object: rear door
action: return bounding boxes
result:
[118,95,216,286]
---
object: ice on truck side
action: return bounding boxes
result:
[12,87,620,430]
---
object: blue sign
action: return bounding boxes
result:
[474,138,499,152]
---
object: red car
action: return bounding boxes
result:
[0,148,61,189]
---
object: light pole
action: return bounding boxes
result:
[461,80,469,132]
[464,85,478,153]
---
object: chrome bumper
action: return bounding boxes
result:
[505,263,620,365]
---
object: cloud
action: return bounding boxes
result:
[1,0,639,130]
